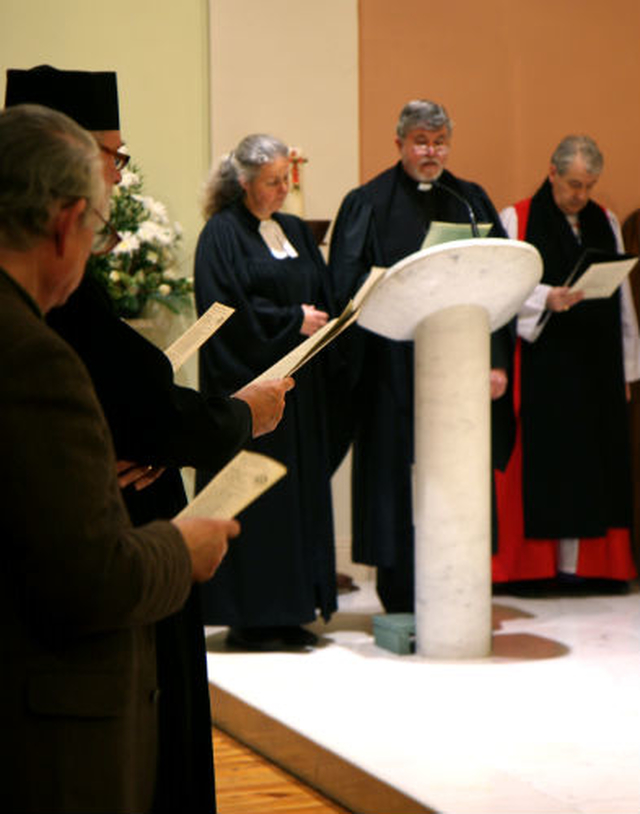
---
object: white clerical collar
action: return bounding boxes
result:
[566,213,580,239]
[417,182,434,192]
[258,219,298,259]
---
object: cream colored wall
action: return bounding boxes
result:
[208,0,359,224]
[0,0,210,304]
[209,0,360,565]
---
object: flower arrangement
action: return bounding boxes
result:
[86,164,193,318]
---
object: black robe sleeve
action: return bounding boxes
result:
[47,275,251,472]
[328,189,382,310]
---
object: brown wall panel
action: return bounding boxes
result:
[359,0,640,221]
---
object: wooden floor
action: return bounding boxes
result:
[213,727,351,814]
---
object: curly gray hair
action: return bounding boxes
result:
[202,133,289,219]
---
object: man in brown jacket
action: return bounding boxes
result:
[0,104,240,813]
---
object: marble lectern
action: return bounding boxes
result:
[358,238,542,659]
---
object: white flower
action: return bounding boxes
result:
[89,160,190,318]
[137,220,166,244]
[118,169,140,189]
[136,220,175,247]
[112,232,141,254]
[134,194,169,224]
[159,228,175,246]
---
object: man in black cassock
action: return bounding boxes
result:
[329,99,514,613]
[5,65,290,814]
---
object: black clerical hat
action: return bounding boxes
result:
[4,65,120,130]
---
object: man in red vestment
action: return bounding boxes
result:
[494,135,639,594]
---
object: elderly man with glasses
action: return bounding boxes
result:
[0,102,240,814]
[4,65,293,814]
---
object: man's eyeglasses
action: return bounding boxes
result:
[99,143,130,172]
[412,142,449,155]
[90,206,121,256]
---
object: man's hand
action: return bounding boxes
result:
[172,517,241,582]
[546,286,584,312]
[300,304,329,336]
[233,378,295,437]
[490,368,508,400]
[116,460,166,491]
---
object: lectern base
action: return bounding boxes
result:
[357,239,542,660]
[414,304,492,659]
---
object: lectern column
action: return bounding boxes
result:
[413,304,492,658]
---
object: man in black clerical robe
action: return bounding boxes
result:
[329,99,514,612]
[5,65,290,814]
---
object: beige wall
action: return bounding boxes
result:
[0,0,211,278]
[209,0,359,224]
[359,0,640,223]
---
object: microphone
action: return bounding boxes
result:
[418,179,480,238]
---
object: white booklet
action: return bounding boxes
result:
[163,302,235,373]
[532,249,639,340]
[569,256,638,299]
[177,450,286,520]
[421,221,492,249]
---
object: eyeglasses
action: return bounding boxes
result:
[412,142,449,155]
[99,143,130,172]
[90,206,121,256]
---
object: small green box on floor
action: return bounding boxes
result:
[373,613,416,655]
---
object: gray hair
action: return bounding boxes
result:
[203,133,289,219]
[551,135,603,176]
[396,100,453,139]
[0,103,103,251]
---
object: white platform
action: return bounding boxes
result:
[205,581,640,814]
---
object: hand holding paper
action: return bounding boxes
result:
[545,286,584,312]
[568,257,639,299]
[531,250,639,341]
[249,266,388,384]
[173,516,241,582]
[233,377,294,437]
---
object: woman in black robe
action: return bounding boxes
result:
[194,134,338,650]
